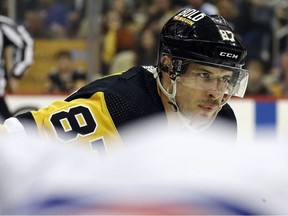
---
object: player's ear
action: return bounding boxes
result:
[159,55,172,73]
[160,56,173,84]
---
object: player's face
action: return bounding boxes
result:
[176,62,232,128]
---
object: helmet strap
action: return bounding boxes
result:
[220,94,232,107]
[153,67,179,112]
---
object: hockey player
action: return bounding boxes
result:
[0,15,34,123]
[1,8,248,152]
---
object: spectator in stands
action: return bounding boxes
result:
[45,50,87,94]
[65,0,86,38]
[271,50,288,97]
[245,59,272,96]
[108,14,137,74]
[100,0,137,76]
[186,0,219,15]
[215,0,239,30]
[35,0,69,38]
[134,27,158,66]
[23,10,52,38]
[235,0,274,68]
[100,10,122,76]
[145,0,176,33]
[102,0,132,17]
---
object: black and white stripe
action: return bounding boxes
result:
[0,15,34,81]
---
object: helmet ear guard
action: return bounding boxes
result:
[159,59,184,81]
[158,47,190,81]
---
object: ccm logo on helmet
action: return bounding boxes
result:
[219,52,239,59]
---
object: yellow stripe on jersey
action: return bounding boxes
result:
[31,92,123,153]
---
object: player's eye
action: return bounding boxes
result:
[219,76,231,83]
[198,72,210,79]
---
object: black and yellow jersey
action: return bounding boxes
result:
[10,66,237,152]
[15,66,166,152]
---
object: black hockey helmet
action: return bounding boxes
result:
[157,7,248,98]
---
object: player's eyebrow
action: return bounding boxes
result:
[198,66,232,76]
[193,66,218,74]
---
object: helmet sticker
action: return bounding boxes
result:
[219,30,236,42]
[173,8,206,26]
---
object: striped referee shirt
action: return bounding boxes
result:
[0,15,34,95]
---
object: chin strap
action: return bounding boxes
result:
[219,94,232,108]
[152,67,179,112]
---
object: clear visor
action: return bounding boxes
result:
[177,60,249,98]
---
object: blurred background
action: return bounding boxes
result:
[2,0,288,95]
[1,0,288,141]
